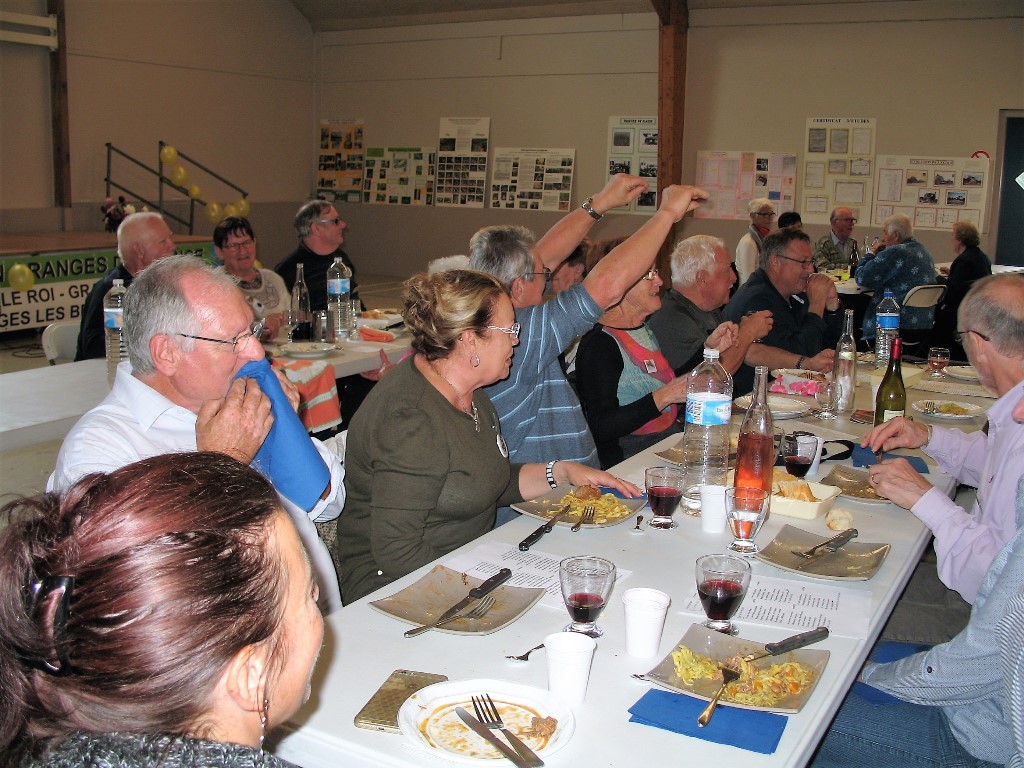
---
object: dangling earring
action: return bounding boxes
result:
[471,353,481,368]
[259,697,269,748]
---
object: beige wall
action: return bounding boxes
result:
[2,1,1021,275]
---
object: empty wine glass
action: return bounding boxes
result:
[559,556,616,637]
[280,309,298,344]
[695,554,751,634]
[815,379,840,420]
[725,487,770,555]
[926,347,950,379]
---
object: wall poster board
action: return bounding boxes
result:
[872,155,988,231]
[491,148,575,211]
[694,150,797,220]
[316,120,365,203]
[435,117,490,208]
[803,117,876,225]
[362,148,435,206]
[607,116,658,213]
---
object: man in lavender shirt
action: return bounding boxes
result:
[862,273,1024,604]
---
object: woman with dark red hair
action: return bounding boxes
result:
[0,452,323,767]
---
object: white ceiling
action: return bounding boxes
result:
[286,0,866,31]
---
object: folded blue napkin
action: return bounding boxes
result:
[235,359,330,512]
[629,689,787,754]
[851,445,929,474]
[853,640,932,705]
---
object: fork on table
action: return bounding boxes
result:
[471,693,545,766]
[697,661,742,727]
[571,506,595,532]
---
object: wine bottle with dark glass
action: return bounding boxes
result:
[874,336,906,426]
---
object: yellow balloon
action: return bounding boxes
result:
[236,197,251,217]
[160,145,178,165]
[170,164,188,186]
[205,202,223,224]
[188,184,202,200]
[223,203,239,218]
[7,263,35,292]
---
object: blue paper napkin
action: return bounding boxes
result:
[235,359,330,512]
[629,689,787,754]
[851,445,929,474]
[853,640,932,705]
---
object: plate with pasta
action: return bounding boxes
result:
[511,484,645,528]
[638,624,829,714]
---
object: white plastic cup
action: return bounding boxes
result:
[700,484,728,534]
[622,588,671,658]
[544,631,596,707]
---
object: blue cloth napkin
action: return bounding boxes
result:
[853,640,932,705]
[628,689,787,754]
[235,359,330,512]
[851,445,929,474]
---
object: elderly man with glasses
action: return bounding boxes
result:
[812,206,861,273]
[860,273,1024,605]
[735,198,776,284]
[470,178,709,523]
[724,227,842,394]
[276,200,359,312]
[49,255,346,611]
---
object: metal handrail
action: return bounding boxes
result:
[104,141,248,234]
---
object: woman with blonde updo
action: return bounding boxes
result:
[337,269,638,603]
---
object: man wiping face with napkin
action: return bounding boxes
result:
[49,255,345,611]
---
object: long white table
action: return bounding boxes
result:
[265,335,412,379]
[272,377,990,768]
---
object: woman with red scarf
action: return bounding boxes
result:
[575,259,736,468]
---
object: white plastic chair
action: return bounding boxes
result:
[901,284,946,352]
[40,320,80,365]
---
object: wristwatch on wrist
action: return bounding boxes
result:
[546,460,559,489]
[581,196,603,221]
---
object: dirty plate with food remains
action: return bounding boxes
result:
[398,679,574,764]
[911,400,983,420]
[512,483,645,527]
[819,466,890,505]
[369,566,544,635]
[637,624,829,714]
[756,524,890,580]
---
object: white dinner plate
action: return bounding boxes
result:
[945,365,980,382]
[911,400,984,420]
[734,393,811,420]
[639,624,829,714]
[398,679,575,764]
[279,342,333,359]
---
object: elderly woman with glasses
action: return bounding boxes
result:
[575,244,737,468]
[736,197,776,284]
[214,216,289,341]
[337,269,639,603]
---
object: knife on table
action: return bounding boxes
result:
[404,568,513,638]
[739,626,830,664]
[519,505,571,551]
[455,707,534,768]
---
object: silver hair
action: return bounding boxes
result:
[881,214,913,241]
[468,225,538,291]
[293,200,334,239]
[747,198,773,215]
[124,255,237,375]
[959,273,1024,358]
[428,255,471,274]
[116,212,165,261]
[670,235,725,287]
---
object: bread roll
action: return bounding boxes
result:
[826,508,854,531]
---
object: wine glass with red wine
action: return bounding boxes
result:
[781,433,818,478]
[645,466,685,529]
[695,554,751,634]
[559,556,616,637]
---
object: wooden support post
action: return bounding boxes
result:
[48,0,71,210]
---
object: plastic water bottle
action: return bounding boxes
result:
[875,290,901,369]
[680,348,733,512]
[326,256,353,342]
[835,309,857,414]
[103,278,127,385]
[290,263,312,341]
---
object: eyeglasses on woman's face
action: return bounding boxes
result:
[487,322,521,339]
[177,319,265,354]
[221,238,254,253]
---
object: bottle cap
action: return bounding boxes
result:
[703,348,720,359]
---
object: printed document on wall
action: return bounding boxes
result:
[872,155,988,230]
[491,148,575,212]
[607,116,659,214]
[803,117,876,226]
[695,150,796,220]
[436,117,490,208]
